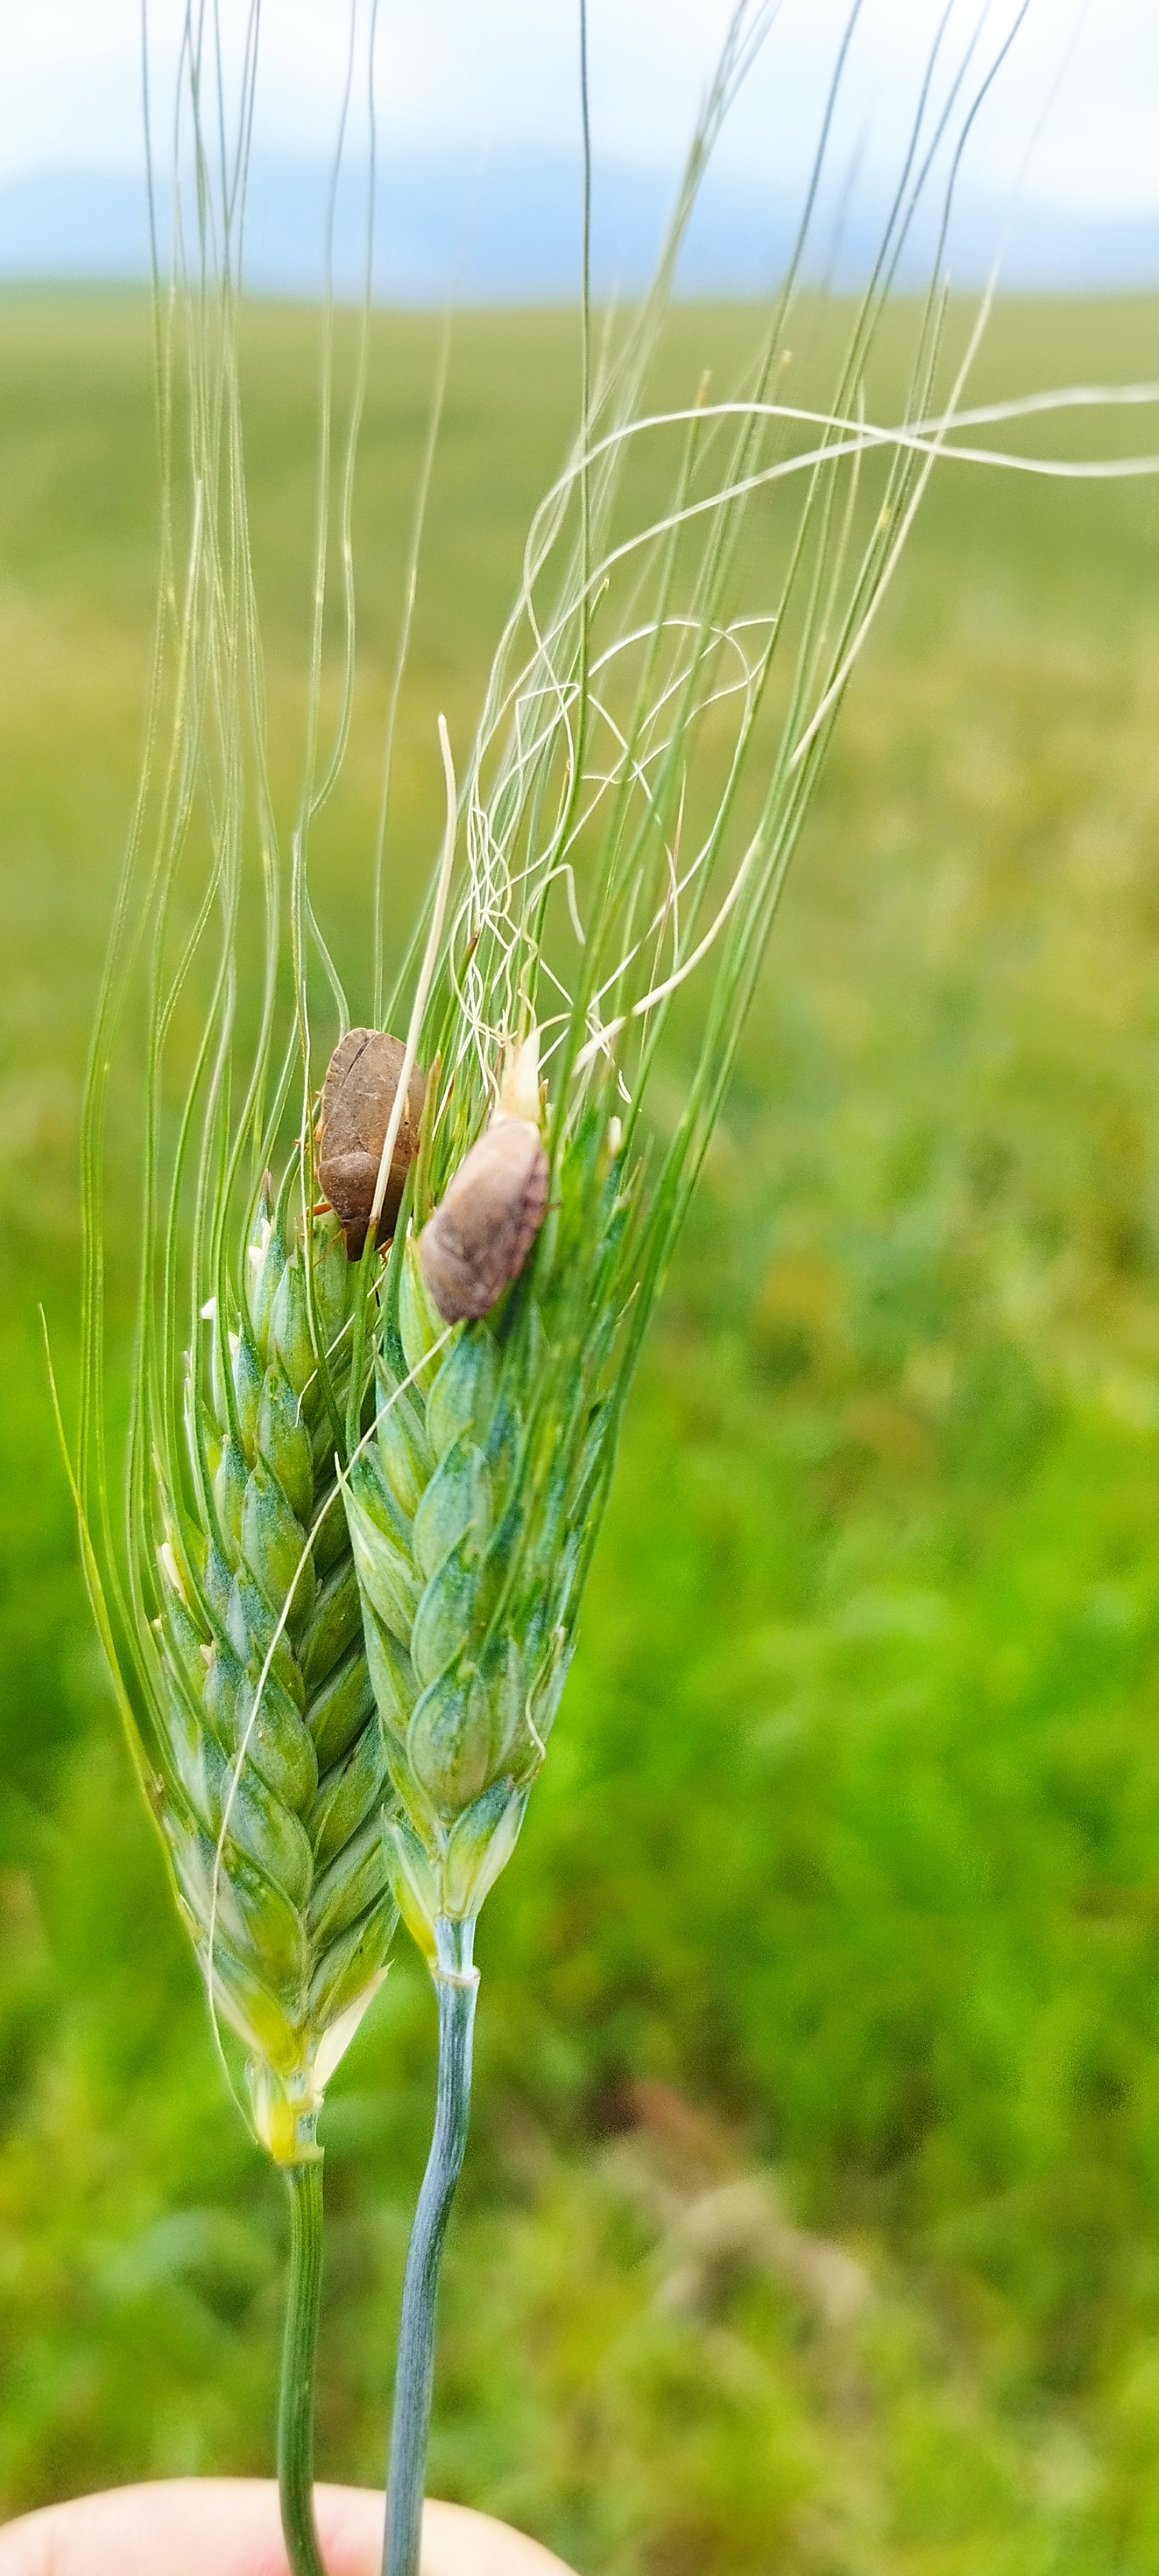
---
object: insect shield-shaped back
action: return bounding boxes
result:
[420,1117,549,1322]
[318,1029,426,1260]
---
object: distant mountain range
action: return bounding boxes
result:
[0,152,1156,299]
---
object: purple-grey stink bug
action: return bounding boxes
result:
[420,1117,549,1322]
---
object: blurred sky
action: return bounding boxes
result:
[1,0,1156,218]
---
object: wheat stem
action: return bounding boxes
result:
[383,1918,479,2576]
[278,2150,327,2576]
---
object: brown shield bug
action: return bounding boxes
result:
[317,1028,427,1260]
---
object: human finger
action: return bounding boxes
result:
[0,2479,576,2576]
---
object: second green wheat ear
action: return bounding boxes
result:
[156,1178,397,2172]
[153,1171,400,2576]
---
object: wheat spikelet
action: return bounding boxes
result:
[151,1175,398,2165]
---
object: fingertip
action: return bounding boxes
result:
[0,2479,382,2576]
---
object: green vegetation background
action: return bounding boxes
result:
[3,290,1159,2574]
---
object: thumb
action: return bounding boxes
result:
[0,2481,380,2576]
[0,2480,576,2576]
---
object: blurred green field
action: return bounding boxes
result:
[4,287,1159,2573]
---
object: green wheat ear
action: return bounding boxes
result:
[346,1105,625,1958]
[153,1173,399,2167]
